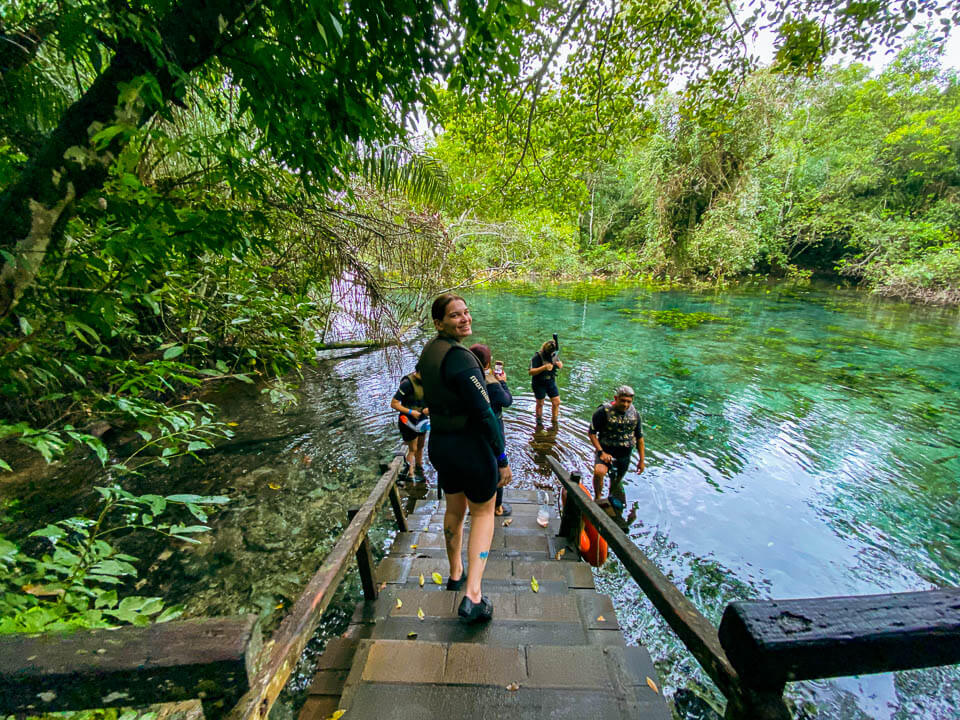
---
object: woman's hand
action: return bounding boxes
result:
[601,451,613,465]
[543,362,554,372]
[498,466,513,487]
[409,409,422,420]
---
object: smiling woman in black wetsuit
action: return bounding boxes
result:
[418,294,512,623]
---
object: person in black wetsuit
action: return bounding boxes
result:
[418,294,512,623]
[529,339,562,425]
[389,369,428,482]
[469,343,513,517]
[589,385,645,526]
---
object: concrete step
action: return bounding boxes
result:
[374,555,595,591]
[327,639,669,720]
[348,586,622,647]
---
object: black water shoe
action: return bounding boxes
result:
[446,574,466,591]
[458,594,493,623]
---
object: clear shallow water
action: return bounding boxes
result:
[461,280,960,720]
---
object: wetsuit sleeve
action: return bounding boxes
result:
[530,353,542,370]
[488,381,513,410]
[442,347,505,458]
[589,407,606,436]
[393,377,413,404]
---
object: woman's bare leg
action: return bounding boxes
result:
[443,492,467,581]
[464,494,496,602]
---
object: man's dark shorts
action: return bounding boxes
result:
[398,418,426,443]
[595,449,631,486]
[532,379,560,400]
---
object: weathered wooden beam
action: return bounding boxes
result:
[224,455,402,720]
[557,470,583,546]
[719,588,960,689]
[0,616,260,719]
[348,507,379,601]
[388,483,408,532]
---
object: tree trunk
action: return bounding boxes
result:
[0,1,246,323]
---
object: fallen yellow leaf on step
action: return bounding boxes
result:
[268,483,281,490]
[325,711,344,720]
[531,576,539,593]
[646,677,659,694]
[410,544,418,549]
[432,572,443,585]
[417,607,425,620]
[395,598,402,609]
[502,518,513,527]
[554,548,565,560]
[226,422,239,426]
[407,632,418,639]
[506,682,520,691]
[418,573,425,587]
[597,615,605,622]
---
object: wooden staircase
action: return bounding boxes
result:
[299,488,671,720]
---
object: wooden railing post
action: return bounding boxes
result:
[388,483,408,532]
[557,470,583,545]
[348,507,378,601]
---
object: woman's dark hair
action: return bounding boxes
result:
[431,293,465,321]
[540,339,556,355]
[469,343,491,368]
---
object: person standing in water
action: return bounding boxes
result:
[390,368,428,482]
[589,385,645,526]
[469,343,513,517]
[418,294,512,623]
[529,338,562,425]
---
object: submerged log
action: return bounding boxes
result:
[719,588,960,688]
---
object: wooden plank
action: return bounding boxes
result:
[0,616,260,719]
[719,588,960,688]
[225,456,402,720]
[348,507,378,601]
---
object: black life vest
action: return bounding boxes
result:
[532,351,555,383]
[404,372,425,409]
[597,402,639,449]
[418,334,481,432]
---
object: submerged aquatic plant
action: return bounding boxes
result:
[638,309,727,330]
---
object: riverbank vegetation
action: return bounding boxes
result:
[433,33,960,304]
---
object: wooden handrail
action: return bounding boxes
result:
[0,615,260,719]
[719,588,960,688]
[547,456,790,720]
[225,454,403,720]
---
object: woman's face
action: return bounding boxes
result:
[434,299,472,339]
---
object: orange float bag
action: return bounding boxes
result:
[560,483,608,567]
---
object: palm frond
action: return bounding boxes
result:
[359,144,450,209]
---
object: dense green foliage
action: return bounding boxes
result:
[435,35,960,302]
[0,488,226,633]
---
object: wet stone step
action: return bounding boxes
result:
[373,556,595,590]
[332,640,669,720]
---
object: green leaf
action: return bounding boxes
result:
[19,316,33,336]
[0,458,11,472]
[186,441,210,452]
[156,604,184,623]
[163,345,185,360]
[30,525,66,542]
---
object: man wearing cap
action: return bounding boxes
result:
[588,385,645,522]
